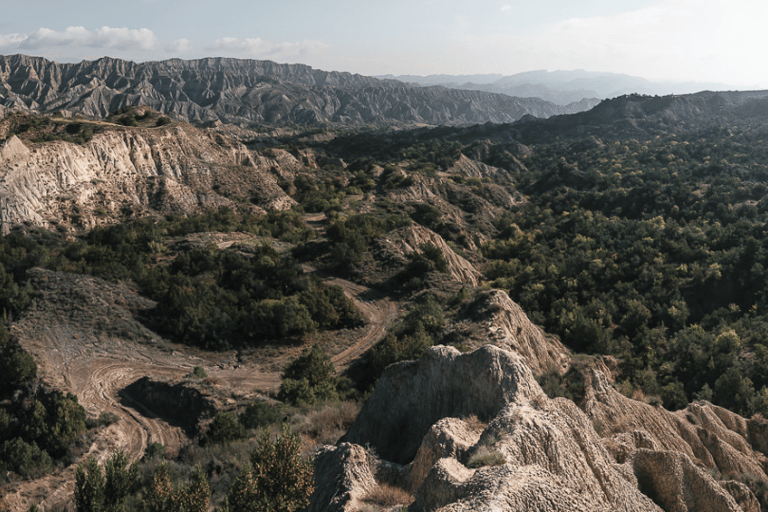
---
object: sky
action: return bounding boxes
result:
[0,0,766,89]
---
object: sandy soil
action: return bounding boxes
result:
[3,264,397,511]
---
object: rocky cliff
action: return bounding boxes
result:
[0,118,295,232]
[0,54,594,126]
[312,344,768,512]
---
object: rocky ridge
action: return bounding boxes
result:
[0,54,595,126]
[0,118,295,233]
[312,340,768,511]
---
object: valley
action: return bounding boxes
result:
[3,59,768,511]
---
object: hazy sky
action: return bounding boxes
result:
[1,0,765,88]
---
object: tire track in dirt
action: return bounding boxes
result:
[5,265,398,511]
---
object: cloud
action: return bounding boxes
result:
[0,26,159,51]
[453,0,768,87]
[207,37,330,61]
[500,4,512,12]
[167,38,192,53]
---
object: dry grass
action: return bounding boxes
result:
[292,400,361,452]
[462,414,487,432]
[362,482,415,508]
[466,445,506,468]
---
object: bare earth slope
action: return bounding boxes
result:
[313,343,768,512]
[3,265,397,511]
[0,120,295,233]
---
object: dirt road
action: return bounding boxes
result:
[5,266,397,511]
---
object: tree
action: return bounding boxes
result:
[145,461,210,512]
[103,450,139,509]
[75,456,105,512]
[279,344,337,405]
[223,426,313,512]
[205,412,249,445]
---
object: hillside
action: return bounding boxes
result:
[6,82,768,510]
[0,54,593,127]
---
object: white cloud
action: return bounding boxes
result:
[207,37,330,61]
[0,26,159,51]
[167,38,192,53]
[453,0,768,87]
[500,4,512,12]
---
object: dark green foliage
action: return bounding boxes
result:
[0,344,36,393]
[483,131,768,414]
[537,364,587,406]
[401,243,449,280]
[144,461,210,512]
[239,401,284,430]
[352,296,445,391]
[51,209,357,350]
[205,412,249,445]
[104,450,140,509]
[222,426,313,512]
[0,438,53,478]
[326,212,411,270]
[75,456,104,512]
[21,390,88,458]
[279,344,338,406]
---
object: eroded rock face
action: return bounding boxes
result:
[0,54,595,126]
[342,345,545,464]
[380,225,482,286]
[460,290,570,375]
[0,124,295,232]
[313,344,768,512]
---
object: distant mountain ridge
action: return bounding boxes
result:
[380,70,737,105]
[0,54,596,126]
[508,90,768,143]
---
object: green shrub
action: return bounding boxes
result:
[279,344,338,406]
[239,401,284,430]
[205,412,249,445]
[222,426,313,512]
[0,438,53,478]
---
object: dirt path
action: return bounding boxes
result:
[4,266,397,511]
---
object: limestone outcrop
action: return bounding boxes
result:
[311,344,768,512]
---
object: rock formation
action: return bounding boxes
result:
[311,343,768,512]
[0,54,595,126]
[0,121,295,232]
[378,224,482,286]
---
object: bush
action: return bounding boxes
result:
[145,461,210,512]
[466,445,506,468]
[279,345,338,406]
[223,425,313,512]
[75,450,139,512]
[0,438,53,478]
[205,412,249,445]
[239,401,284,430]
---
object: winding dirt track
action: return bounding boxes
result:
[4,267,397,511]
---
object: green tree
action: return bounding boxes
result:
[223,426,313,512]
[205,412,249,445]
[279,344,337,405]
[103,450,139,509]
[75,456,105,512]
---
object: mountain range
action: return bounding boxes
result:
[380,70,738,105]
[0,54,598,127]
